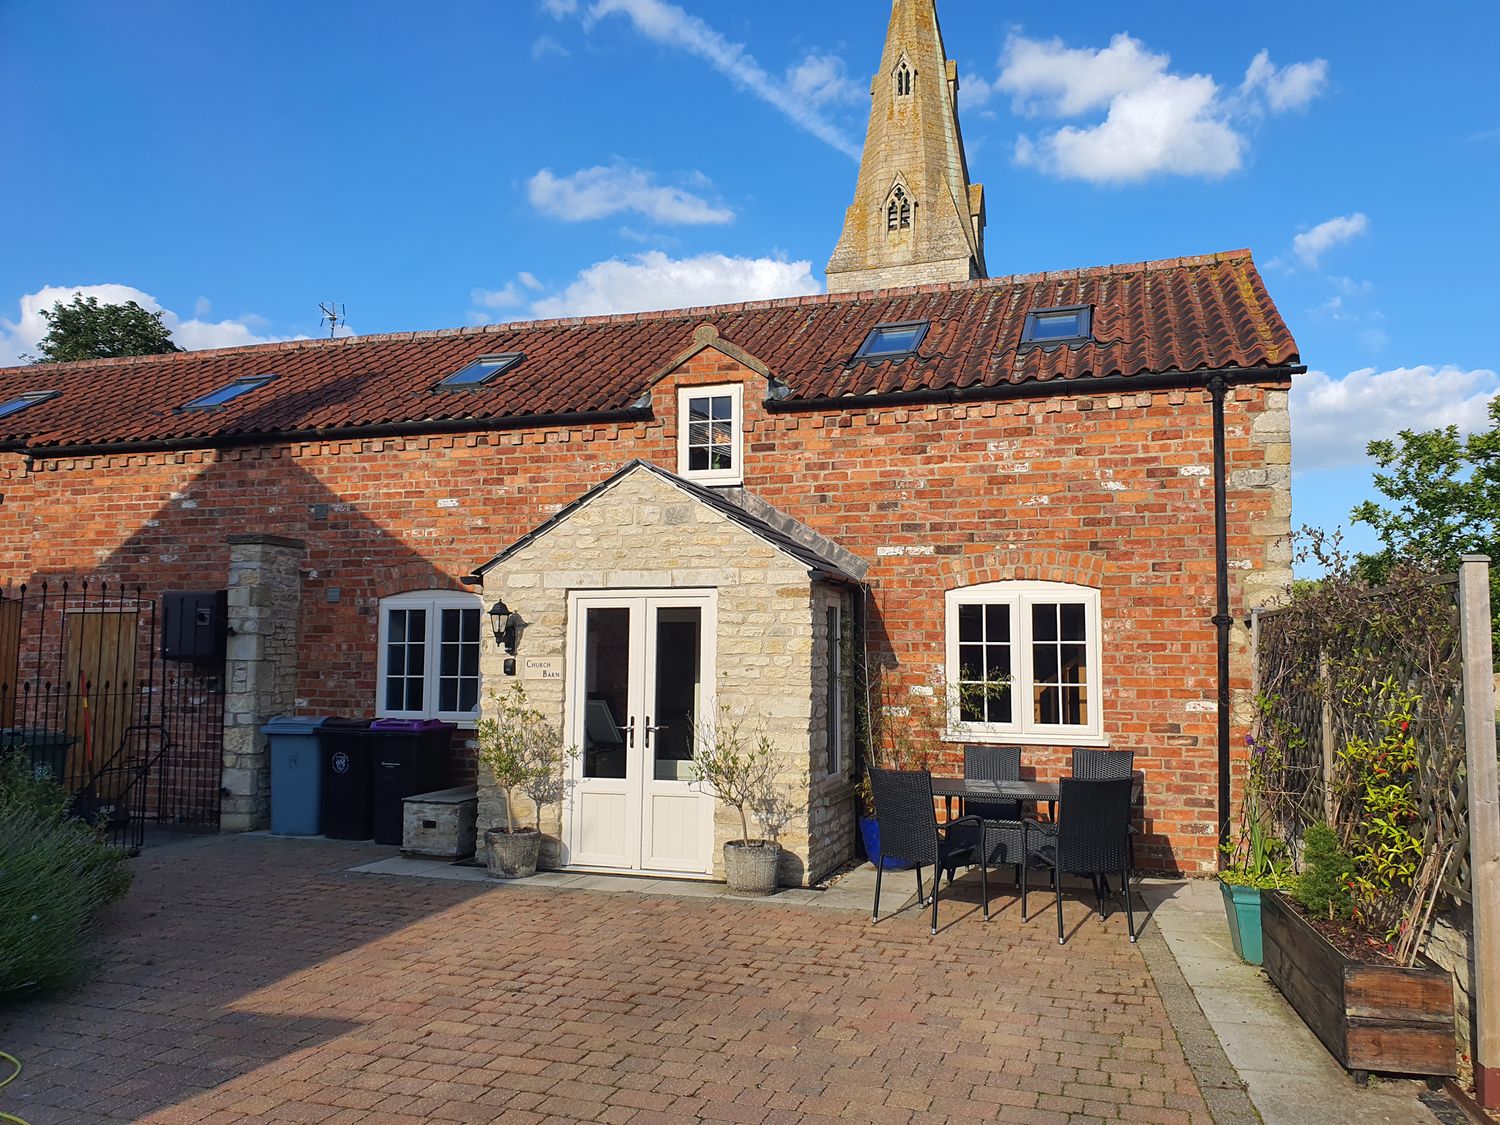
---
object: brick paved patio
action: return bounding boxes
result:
[0,835,1214,1124]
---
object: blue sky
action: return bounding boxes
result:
[2,0,1496,555]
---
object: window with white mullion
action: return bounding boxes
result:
[676,383,744,485]
[378,592,483,723]
[945,582,1103,743]
[384,607,427,714]
[956,601,1013,724]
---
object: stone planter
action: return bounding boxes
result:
[723,840,780,896]
[486,827,541,880]
[1219,881,1264,965]
[1262,890,1457,1081]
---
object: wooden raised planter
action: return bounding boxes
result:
[1261,890,1457,1080]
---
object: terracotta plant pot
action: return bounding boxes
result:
[486,827,541,880]
[723,839,780,896]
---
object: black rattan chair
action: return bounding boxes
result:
[1021,776,1136,944]
[1071,747,1132,780]
[869,768,985,935]
[1071,748,1138,878]
[963,745,1022,820]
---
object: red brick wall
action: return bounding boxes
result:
[0,348,1284,873]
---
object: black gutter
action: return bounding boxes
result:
[1208,375,1233,855]
[766,364,1302,414]
[3,406,654,461]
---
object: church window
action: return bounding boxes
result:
[895,61,913,97]
[886,186,911,232]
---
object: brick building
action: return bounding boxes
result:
[0,0,1298,882]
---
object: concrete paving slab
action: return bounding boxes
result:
[1145,878,1442,1125]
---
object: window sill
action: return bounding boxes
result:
[947,729,1109,748]
[679,472,743,488]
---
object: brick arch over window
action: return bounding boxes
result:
[371,563,471,602]
[938,548,1109,591]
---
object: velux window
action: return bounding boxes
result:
[854,320,928,361]
[945,581,1104,744]
[1021,306,1093,347]
[437,353,524,389]
[676,383,743,486]
[182,374,275,411]
[0,391,59,420]
[376,591,483,723]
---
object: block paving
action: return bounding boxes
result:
[0,835,1214,1124]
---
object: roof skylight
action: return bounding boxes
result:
[854,321,929,361]
[181,374,275,411]
[437,353,525,389]
[0,391,59,420]
[1022,306,1093,346]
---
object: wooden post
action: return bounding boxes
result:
[1459,556,1500,1108]
[1320,648,1336,823]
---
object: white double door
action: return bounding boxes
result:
[563,590,716,876]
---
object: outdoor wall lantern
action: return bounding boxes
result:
[489,600,520,655]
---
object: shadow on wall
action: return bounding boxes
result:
[13,443,484,771]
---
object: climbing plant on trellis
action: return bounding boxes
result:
[1252,532,1470,947]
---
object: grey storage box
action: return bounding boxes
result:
[402,785,478,858]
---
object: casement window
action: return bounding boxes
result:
[376,591,483,723]
[944,581,1104,745]
[825,603,844,777]
[676,383,743,486]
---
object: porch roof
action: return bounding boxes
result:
[468,460,862,584]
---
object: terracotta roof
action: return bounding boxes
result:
[0,249,1298,452]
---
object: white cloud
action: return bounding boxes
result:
[998,33,1171,117]
[527,164,734,225]
[531,35,570,59]
[784,53,863,109]
[540,0,578,16]
[1239,50,1328,113]
[583,0,860,158]
[0,283,299,367]
[1290,365,1500,471]
[995,33,1328,184]
[1292,212,1369,268]
[523,250,820,319]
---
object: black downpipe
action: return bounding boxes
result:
[1208,376,1233,854]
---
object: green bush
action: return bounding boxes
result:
[0,755,132,1001]
[1292,822,1354,921]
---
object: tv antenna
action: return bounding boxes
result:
[318,301,346,337]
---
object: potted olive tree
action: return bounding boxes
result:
[690,712,792,896]
[476,683,575,880]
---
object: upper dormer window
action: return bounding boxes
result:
[437,352,525,389]
[0,391,59,420]
[181,374,275,411]
[676,383,743,486]
[854,320,929,362]
[895,61,913,97]
[886,186,912,232]
[1021,306,1093,347]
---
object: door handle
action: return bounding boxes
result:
[624,717,635,748]
[643,717,668,748]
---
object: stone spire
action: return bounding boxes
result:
[825,0,986,294]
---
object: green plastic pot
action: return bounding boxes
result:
[1220,880,1264,965]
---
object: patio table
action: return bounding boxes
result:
[931,777,1058,821]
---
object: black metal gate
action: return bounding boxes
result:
[0,580,226,851]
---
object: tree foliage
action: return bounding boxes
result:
[28,293,181,363]
[1352,396,1500,636]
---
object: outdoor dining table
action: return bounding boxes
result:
[930,777,1060,821]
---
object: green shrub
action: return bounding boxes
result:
[0,755,132,1001]
[1292,822,1355,921]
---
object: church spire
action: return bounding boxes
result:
[825,0,986,294]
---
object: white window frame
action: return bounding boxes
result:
[376,590,484,725]
[825,601,844,778]
[944,581,1105,746]
[676,383,744,486]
